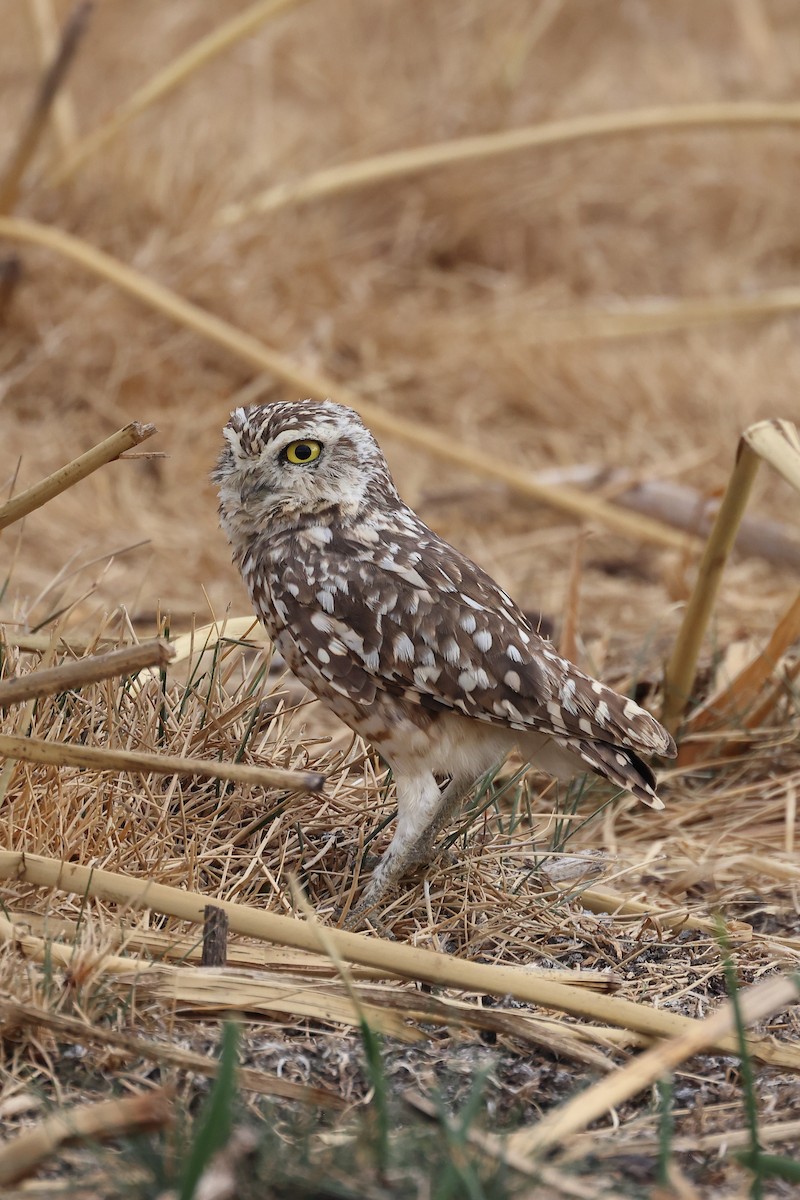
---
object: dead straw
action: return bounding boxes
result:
[1,849,797,1067]
[217,100,800,225]
[0,732,325,792]
[0,216,690,550]
[0,996,339,1106]
[0,638,174,707]
[0,420,157,531]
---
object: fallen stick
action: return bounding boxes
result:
[0,733,325,793]
[0,1087,172,1187]
[531,465,800,570]
[0,638,174,708]
[0,421,157,531]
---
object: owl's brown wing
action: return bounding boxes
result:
[268,521,673,760]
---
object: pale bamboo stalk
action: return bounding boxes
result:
[0,420,157,531]
[0,217,689,550]
[577,885,751,939]
[0,913,615,1066]
[0,639,174,707]
[596,1116,800,1156]
[0,1088,173,1187]
[0,733,325,793]
[0,2,91,213]
[217,100,800,225]
[49,0,313,185]
[0,850,796,1067]
[662,438,762,731]
[509,972,800,1158]
[0,996,337,1106]
[745,418,800,490]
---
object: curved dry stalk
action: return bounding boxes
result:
[0,216,690,551]
[48,0,313,186]
[25,0,81,152]
[217,100,800,225]
[0,1,91,212]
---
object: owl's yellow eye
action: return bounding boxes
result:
[283,440,322,465]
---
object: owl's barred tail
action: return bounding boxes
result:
[563,736,666,810]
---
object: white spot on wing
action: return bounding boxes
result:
[316,589,335,613]
[559,677,579,715]
[458,668,490,692]
[393,632,415,663]
[442,637,461,665]
[473,629,493,652]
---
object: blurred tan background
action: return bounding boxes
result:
[2,0,799,663]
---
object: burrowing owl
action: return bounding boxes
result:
[214,400,675,924]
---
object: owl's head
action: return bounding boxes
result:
[213,399,399,537]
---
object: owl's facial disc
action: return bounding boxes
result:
[215,400,399,530]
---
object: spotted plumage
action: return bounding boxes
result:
[214,399,676,923]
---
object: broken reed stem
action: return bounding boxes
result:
[0,996,342,1107]
[683,588,800,740]
[0,849,796,1068]
[0,1,92,213]
[509,972,800,1158]
[48,0,313,186]
[0,638,174,707]
[0,1087,173,1187]
[662,438,761,732]
[0,217,689,550]
[216,100,800,225]
[0,734,325,793]
[0,420,157,531]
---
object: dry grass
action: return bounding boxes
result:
[2,1,800,1195]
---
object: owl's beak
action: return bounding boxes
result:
[239,476,263,506]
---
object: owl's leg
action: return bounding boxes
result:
[343,770,483,930]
